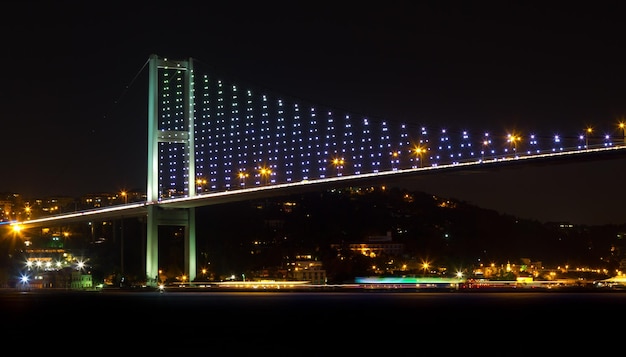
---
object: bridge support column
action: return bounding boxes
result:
[146,205,159,286]
[145,206,196,287]
[186,208,197,284]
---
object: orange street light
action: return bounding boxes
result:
[332,157,345,176]
[482,139,490,161]
[196,178,207,193]
[12,223,22,235]
[260,167,272,185]
[422,262,430,276]
[413,146,426,168]
[238,171,249,188]
[507,133,520,155]
[390,151,400,170]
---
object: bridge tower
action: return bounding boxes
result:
[146,54,197,286]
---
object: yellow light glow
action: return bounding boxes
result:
[12,224,22,233]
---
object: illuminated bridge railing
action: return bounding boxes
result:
[157,58,626,200]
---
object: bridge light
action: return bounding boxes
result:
[412,146,426,168]
[196,178,207,193]
[331,157,345,176]
[507,133,521,156]
[585,127,593,148]
[390,151,400,170]
[259,167,272,185]
[238,171,249,188]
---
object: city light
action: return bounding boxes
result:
[12,223,21,234]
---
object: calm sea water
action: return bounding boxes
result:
[3,289,624,354]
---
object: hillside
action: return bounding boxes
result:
[191,186,626,282]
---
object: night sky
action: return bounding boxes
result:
[3,1,626,225]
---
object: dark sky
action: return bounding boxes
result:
[3,1,626,225]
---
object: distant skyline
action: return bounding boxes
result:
[2,2,626,225]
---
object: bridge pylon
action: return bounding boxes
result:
[145,54,197,286]
[145,205,196,287]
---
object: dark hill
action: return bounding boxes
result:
[193,186,626,282]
